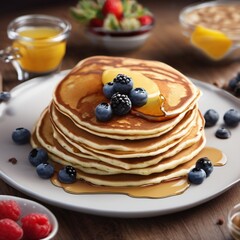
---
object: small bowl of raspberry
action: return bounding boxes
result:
[71,0,155,51]
[0,195,58,240]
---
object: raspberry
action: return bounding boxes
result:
[110,93,132,116]
[0,200,21,221]
[21,213,51,240]
[0,218,23,240]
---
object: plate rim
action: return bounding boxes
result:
[0,71,240,218]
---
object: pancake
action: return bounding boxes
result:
[32,106,205,175]
[53,56,200,139]
[31,56,205,188]
[50,101,199,153]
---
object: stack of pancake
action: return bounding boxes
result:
[31,56,205,187]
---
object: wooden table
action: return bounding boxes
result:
[0,1,240,239]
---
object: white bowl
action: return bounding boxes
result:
[0,195,58,240]
[86,24,154,51]
[179,1,240,61]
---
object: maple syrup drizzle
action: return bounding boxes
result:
[51,147,226,199]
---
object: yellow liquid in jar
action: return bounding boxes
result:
[13,27,66,73]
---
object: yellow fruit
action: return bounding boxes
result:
[102,68,164,116]
[190,25,232,60]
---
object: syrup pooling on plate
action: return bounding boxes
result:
[51,147,226,198]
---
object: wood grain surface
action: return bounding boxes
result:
[0,1,239,239]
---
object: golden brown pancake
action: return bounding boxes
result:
[31,56,205,187]
[53,56,200,139]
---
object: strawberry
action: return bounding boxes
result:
[21,213,52,240]
[138,15,153,26]
[102,0,123,20]
[0,200,21,221]
[0,218,23,240]
[89,18,104,28]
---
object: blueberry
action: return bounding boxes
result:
[196,157,213,177]
[204,109,219,127]
[12,127,31,145]
[0,91,11,102]
[129,88,148,107]
[234,82,240,97]
[113,74,133,94]
[110,92,132,116]
[103,82,115,99]
[223,109,240,127]
[215,127,231,139]
[28,148,48,167]
[58,165,77,183]
[228,73,240,90]
[95,102,113,121]
[188,168,206,185]
[36,163,54,179]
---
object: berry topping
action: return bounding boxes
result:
[0,218,23,240]
[95,102,113,122]
[89,18,104,28]
[129,87,148,107]
[204,109,219,127]
[138,15,153,26]
[113,74,133,94]
[0,91,11,102]
[188,168,206,185]
[36,163,55,179]
[0,200,21,221]
[110,92,132,115]
[28,148,48,167]
[58,165,77,184]
[223,109,240,127]
[215,127,231,139]
[21,213,52,240]
[102,0,123,20]
[196,157,213,177]
[103,82,115,99]
[71,0,154,31]
[12,127,31,145]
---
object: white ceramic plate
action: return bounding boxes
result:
[0,195,58,239]
[0,71,240,218]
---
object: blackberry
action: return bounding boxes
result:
[110,92,132,116]
[113,74,133,94]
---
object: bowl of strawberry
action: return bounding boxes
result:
[0,195,58,240]
[71,0,155,51]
